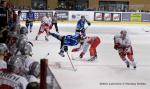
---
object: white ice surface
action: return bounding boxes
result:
[22,22,150,89]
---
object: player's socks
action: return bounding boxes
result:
[45,36,49,41]
[35,35,38,40]
[124,60,130,68]
[131,61,136,69]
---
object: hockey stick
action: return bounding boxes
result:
[80,26,89,32]
[66,52,77,72]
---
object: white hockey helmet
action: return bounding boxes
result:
[20,41,33,56]
[0,43,8,55]
[20,26,28,35]
[16,35,28,49]
[29,62,40,78]
[120,30,127,35]
[7,55,24,74]
[120,30,127,38]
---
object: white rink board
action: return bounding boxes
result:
[22,22,150,89]
[69,11,94,21]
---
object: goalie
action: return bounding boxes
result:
[114,30,136,69]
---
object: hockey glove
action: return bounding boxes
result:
[114,43,121,50]
[87,22,91,26]
[79,52,85,58]
[64,46,68,52]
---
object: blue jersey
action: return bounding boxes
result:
[76,19,86,30]
[26,11,35,21]
[64,35,79,46]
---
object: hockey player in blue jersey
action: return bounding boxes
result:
[26,8,35,32]
[76,15,91,36]
[49,32,81,57]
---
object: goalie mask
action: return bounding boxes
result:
[7,55,24,74]
[29,62,40,78]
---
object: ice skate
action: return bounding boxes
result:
[126,61,130,68]
[132,61,136,69]
[88,55,97,61]
[58,51,65,57]
[56,31,59,33]
[45,36,49,41]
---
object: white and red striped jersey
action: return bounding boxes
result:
[81,36,99,53]
[0,71,28,89]
[114,34,132,53]
[41,16,52,26]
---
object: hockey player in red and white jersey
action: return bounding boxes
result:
[114,30,136,69]
[35,14,52,41]
[72,36,101,61]
[0,52,28,89]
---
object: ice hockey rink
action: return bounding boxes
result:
[22,22,150,89]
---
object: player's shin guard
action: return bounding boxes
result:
[128,55,136,69]
[29,22,33,32]
[26,23,29,30]
[50,32,62,41]
[35,35,39,40]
